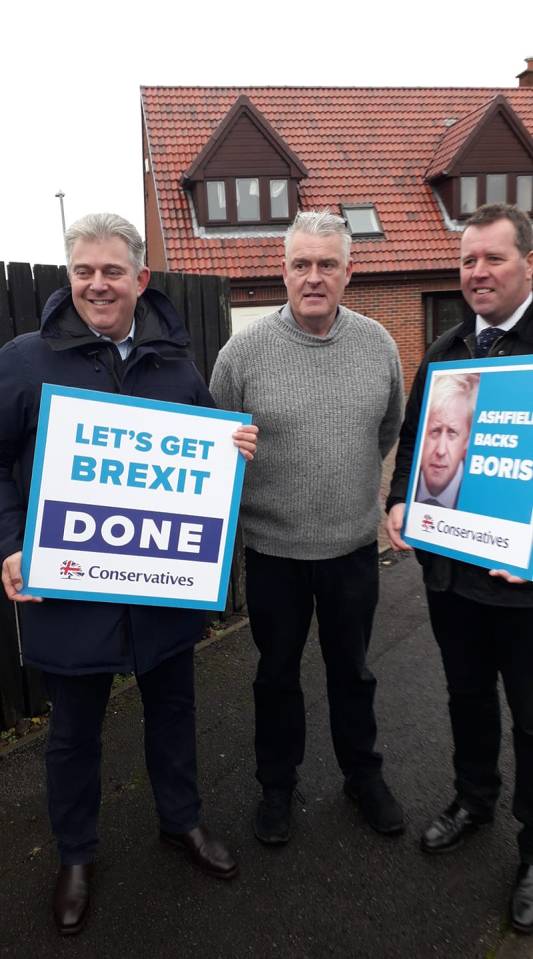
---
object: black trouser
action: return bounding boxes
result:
[427,589,533,863]
[44,647,200,865]
[245,543,382,790]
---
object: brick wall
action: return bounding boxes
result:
[232,273,461,392]
[343,274,460,390]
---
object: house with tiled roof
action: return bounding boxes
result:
[141,59,533,386]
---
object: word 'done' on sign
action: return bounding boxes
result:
[39,501,223,562]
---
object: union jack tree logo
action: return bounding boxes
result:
[60,560,84,579]
[421,514,434,532]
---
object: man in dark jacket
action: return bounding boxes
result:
[386,203,533,934]
[0,213,257,935]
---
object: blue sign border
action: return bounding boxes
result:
[21,383,252,610]
[402,355,533,579]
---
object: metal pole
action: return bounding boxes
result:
[55,190,66,247]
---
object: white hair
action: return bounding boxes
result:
[430,373,480,425]
[285,210,352,264]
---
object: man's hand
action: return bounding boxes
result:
[386,503,412,552]
[489,569,527,585]
[1,552,42,603]
[232,424,259,461]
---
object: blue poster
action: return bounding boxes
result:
[403,356,533,579]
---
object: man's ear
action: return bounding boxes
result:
[344,258,353,287]
[525,250,533,283]
[137,266,151,296]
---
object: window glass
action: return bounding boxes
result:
[517,175,533,212]
[425,293,474,344]
[486,174,507,204]
[343,206,381,235]
[236,178,260,221]
[270,180,289,218]
[460,177,478,214]
[206,181,226,220]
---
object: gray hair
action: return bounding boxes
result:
[285,210,352,263]
[65,213,146,274]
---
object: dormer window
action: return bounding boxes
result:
[206,181,227,221]
[183,95,308,231]
[236,178,260,221]
[460,177,477,214]
[459,173,531,217]
[427,96,533,223]
[342,204,384,239]
[204,177,293,225]
[517,175,533,212]
[486,174,506,203]
[270,180,289,218]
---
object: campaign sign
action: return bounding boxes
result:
[403,356,533,580]
[21,385,252,609]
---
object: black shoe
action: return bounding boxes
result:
[160,824,239,880]
[421,801,491,854]
[254,788,292,845]
[344,777,405,835]
[511,863,533,934]
[53,864,93,936]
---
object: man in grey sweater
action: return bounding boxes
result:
[210,210,404,844]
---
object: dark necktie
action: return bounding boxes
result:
[475,327,502,358]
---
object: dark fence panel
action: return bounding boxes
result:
[184,274,206,378]
[0,264,14,346]
[7,263,38,336]
[34,265,68,316]
[0,261,240,731]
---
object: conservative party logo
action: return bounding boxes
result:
[59,560,85,579]
[421,514,435,532]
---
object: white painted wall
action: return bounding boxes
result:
[230,305,284,335]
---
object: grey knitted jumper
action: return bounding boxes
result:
[210,305,403,560]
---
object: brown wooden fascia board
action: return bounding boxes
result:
[445,95,533,176]
[140,102,168,270]
[425,97,497,181]
[184,94,308,182]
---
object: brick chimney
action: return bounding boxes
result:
[517,57,533,87]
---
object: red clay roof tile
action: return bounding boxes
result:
[141,87,533,278]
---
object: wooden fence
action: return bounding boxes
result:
[0,261,244,731]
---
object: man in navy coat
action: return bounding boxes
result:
[0,213,257,935]
[386,203,533,934]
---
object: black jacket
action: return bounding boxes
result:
[387,299,533,606]
[0,287,216,674]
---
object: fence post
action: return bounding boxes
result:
[7,263,38,335]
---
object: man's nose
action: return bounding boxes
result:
[306,264,321,284]
[436,434,448,455]
[472,258,488,279]
[89,271,107,290]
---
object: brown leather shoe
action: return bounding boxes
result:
[53,863,93,936]
[160,824,238,880]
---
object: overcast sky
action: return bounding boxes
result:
[1,0,532,266]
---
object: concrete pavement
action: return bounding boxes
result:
[0,552,531,958]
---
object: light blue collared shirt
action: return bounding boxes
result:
[87,318,136,361]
